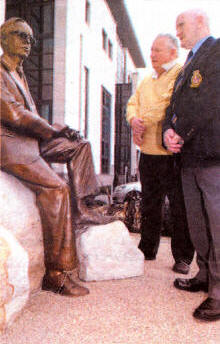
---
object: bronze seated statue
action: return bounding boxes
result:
[0,17,116,297]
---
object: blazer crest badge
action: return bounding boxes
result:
[190,70,202,88]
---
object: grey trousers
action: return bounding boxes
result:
[181,165,220,300]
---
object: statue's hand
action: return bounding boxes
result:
[52,123,66,131]
[51,123,66,137]
[57,126,83,142]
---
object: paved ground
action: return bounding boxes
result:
[1,234,219,344]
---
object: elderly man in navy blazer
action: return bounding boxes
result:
[163,9,220,321]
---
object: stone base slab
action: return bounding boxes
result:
[76,220,144,282]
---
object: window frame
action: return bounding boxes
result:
[101,86,112,174]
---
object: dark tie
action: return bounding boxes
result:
[184,50,193,67]
[174,50,193,92]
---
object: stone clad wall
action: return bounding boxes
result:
[0,171,45,331]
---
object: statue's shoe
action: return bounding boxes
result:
[75,210,119,225]
[42,271,89,297]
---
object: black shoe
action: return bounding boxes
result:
[144,255,156,260]
[138,245,156,260]
[173,261,190,274]
[193,297,220,321]
[174,277,208,292]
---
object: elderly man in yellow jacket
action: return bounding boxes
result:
[127,34,194,273]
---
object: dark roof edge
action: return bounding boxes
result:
[106,0,146,68]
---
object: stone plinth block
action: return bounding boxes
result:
[76,220,144,282]
[0,172,45,330]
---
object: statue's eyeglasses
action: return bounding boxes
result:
[9,30,36,45]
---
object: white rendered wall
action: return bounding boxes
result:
[53,0,68,125]
[64,0,117,175]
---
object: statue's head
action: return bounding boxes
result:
[0,17,35,59]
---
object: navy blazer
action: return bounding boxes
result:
[163,37,220,166]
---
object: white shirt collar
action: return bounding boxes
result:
[152,58,178,79]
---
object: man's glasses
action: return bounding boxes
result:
[9,30,36,45]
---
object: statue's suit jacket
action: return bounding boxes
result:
[0,58,99,272]
[0,59,55,167]
[163,37,220,166]
[0,59,79,271]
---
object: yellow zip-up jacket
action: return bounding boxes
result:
[126,63,182,155]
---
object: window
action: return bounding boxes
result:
[101,87,111,174]
[108,39,113,59]
[102,29,113,59]
[85,0,91,25]
[6,0,55,123]
[102,29,107,51]
[84,67,89,138]
[114,84,132,181]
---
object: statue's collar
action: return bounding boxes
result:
[1,56,24,75]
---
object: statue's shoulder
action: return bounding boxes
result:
[0,59,12,85]
[0,58,3,71]
[0,59,8,75]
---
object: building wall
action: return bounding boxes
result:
[61,0,118,180]
[115,38,140,181]
[60,0,138,181]
[116,40,137,84]
[116,42,141,179]
[53,0,68,126]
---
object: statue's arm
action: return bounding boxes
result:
[0,85,58,140]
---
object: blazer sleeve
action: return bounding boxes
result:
[162,102,174,134]
[171,42,220,143]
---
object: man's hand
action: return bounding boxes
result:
[131,118,146,146]
[133,133,144,146]
[163,128,184,153]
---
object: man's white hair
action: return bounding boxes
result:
[155,33,179,56]
[181,8,210,28]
